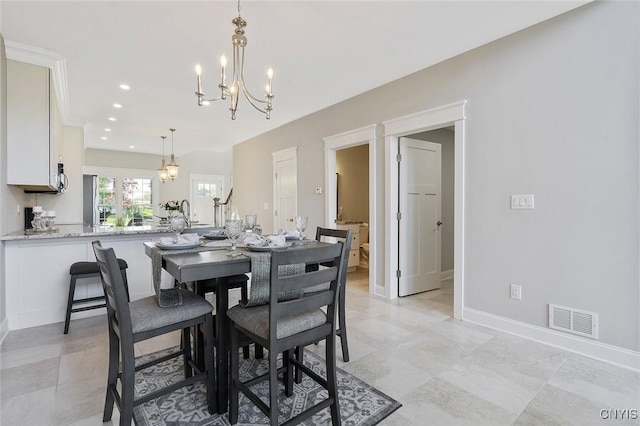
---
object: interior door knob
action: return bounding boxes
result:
[436,221,443,226]
[287,218,293,222]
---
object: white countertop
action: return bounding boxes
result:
[0,224,215,241]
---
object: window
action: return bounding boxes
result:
[88,167,160,226]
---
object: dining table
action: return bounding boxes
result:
[143,238,324,414]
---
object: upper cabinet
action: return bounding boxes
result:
[7,60,60,192]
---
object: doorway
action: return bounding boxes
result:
[383,100,466,319]
[189,173,228,226]
[324,125,378,296]
[398,137,443,296]
[272,147,298,233]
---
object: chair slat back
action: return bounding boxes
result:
[92,241,132,335]
[314,227,353,283]
[268,242,346,334]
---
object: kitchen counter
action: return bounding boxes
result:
[0,223,215,241]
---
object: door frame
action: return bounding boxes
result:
[383,100,466,319]
[272,146,298,233]
[324,124,378,296]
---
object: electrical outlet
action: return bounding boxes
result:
[510,284,522,300]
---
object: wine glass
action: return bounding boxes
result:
[169,215,187,243]
[245,214,257,232]
[225,219,244,257]
[294,216,308,242]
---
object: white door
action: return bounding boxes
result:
[398,138,442,296]
[190,174,226,226]
[272,148,297,233]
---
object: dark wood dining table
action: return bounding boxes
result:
[144,242,251,414]
[143,240,327,414]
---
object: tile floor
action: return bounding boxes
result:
[1,270,638,425]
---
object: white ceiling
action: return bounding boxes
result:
[1,1,588,157]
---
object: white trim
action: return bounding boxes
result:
[464,308,640,373]
[5,40,83,128]
[0,318,8,346]
[382,100,466,319]
[272,147,298,232]
[440,269,454,281]
[323,125,378,296]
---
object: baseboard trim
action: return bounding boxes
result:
[0,317,9,346]
[440,269,454,281]
[464,307,640,372]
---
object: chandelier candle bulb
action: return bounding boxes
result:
[193,0,274,119]
[195,64,203,94]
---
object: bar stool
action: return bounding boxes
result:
[64,259,129,334]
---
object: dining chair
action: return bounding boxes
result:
[92,241,216,426]
[304,227,353,362]
[227,241,348,426]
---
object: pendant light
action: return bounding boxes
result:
[158,136,169,183]
[165,128,179,181]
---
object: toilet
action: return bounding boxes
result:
[359,223,369,269]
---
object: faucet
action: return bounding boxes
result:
[180,199,191,227]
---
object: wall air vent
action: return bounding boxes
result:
[549,304,598,339]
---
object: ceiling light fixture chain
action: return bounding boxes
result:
[194,0,274,120]
[158,135,169,183]
[165,128,179,181]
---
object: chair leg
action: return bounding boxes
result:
[102,327,119,422]
[204,313,216,414]
[268,352,279,426]
[229,326,240,424]
[326,336,342,426]
[183,326,193,378]
[63,274,78,334]
[284,349,294,397]
[255,344,264,359]
[294,346,303,384]
[338,285,350,362]
[119,344,136,426]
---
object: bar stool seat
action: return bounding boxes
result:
[64,259,129,334]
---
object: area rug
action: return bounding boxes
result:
[132,347,401,425]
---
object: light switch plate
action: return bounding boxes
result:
[511,194,534,209]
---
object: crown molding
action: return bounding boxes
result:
[5,40,85,128]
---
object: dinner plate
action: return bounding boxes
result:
[155,241,202,250]
[246,243,291,252]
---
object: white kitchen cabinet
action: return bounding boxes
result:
[7,60,60,191]
[337,224,360,271]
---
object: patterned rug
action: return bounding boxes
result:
[133,347,401,425]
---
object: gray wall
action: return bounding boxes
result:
[233,2,639,351]
[336,144,369,223]
[411,128,454,273]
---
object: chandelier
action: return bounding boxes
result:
[166,128,179,181]
[194,0,274,120]
[157,135,169,183]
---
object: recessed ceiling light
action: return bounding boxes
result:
[120,84,130,90]
[113,103,122,108]
[101,136,108,140]
[129,145,135,149]
[105,128,111,132]
[108,117,116,121]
